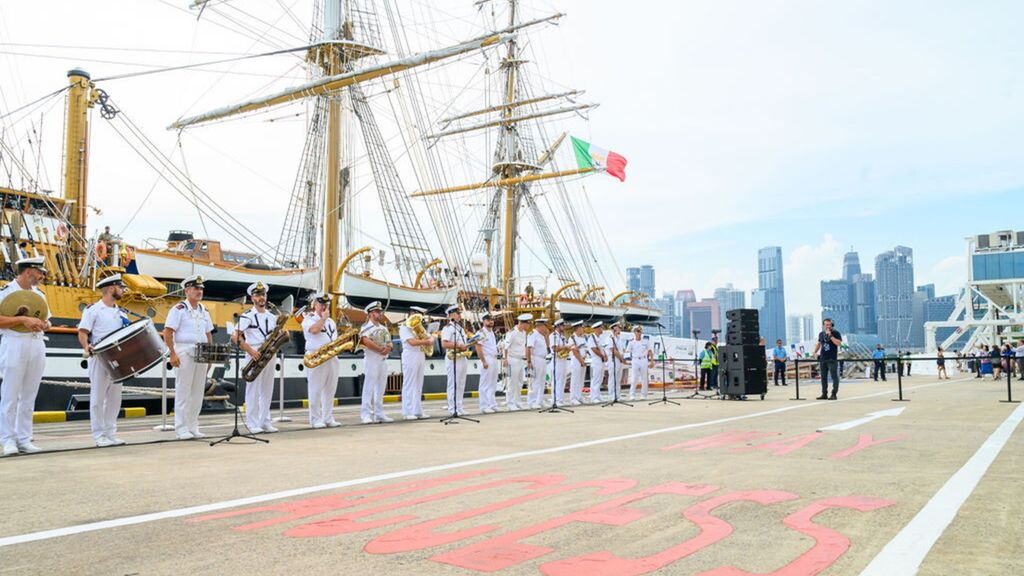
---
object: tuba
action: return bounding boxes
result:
[241,305,292,382]
[405,313,435,356]
[303,324,360,369]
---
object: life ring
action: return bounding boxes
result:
[55,223,68,239]
[95,241,108,261]
[120,244,135,265]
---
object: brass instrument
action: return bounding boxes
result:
[0,289,48,333]
[445,322,483,360]
[303,324,360,369]
[356,323,391,354]
[405,313,435,356]
[241,306,292,382]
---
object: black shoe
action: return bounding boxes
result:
[816,394,828,400]
[829,393,837,400]
[782,383,788,386]
[774,383,779,386]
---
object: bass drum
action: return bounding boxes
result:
[92,319,168,383]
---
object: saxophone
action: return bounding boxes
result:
[446,324,483,360]
[242,307,292,382]
[303,324,360,369]
[405,313,435,356]
[555,332,571,360]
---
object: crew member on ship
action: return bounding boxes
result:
[399,306,433,420]
[302,293,341,428]
[526,317,550,409]
[77,274,130,447]
[232,282,278,434]
[440,305,469,416]
[475,313,499,414]
[359,301,393,424]
[163,274,214,440]
[568,321,588,405]
[503,314,531,411]
[627,325,655,400]
[587,321,609,403]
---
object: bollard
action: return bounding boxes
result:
[791,358,805,401]
[1001,361,1020,403]
[893,356,909,402]
[153,361,174,431]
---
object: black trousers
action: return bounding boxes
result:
[709,365,719,389]
[873,360,886,381]
[773,360,786,385]
[820,359,840,395]
[699,368,712,390]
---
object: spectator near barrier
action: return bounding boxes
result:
[871,344,887,381]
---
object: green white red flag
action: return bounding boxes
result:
[571,136,627,182]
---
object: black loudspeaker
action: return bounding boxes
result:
[719,345,767,369]
[720,366,768,396]
[726,319,760,333]
[726,309,759,323]
[726,331,760,345]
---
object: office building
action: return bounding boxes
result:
[875,246,915,348]
[754,246,786,343]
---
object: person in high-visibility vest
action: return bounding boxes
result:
[708,336,720,389]
[699,342,715,391]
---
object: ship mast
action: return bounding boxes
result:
[63,68,95,266]
[498,0,522,301]
[318,2,345,313]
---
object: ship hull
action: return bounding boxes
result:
[132,250,320,300]
[342,272,458,314]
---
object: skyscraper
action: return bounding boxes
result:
[875,246,915,348]
[626,265,655,299]
[852,273,877,334]
[842,250,862,282]
[713,283,746,335]
[909,284,936,349]
[753,246,786,343]
[820,279,855,333]
[652,292,676,336]
[674,289,696,337]
[687,298,720,338]
[787,314,816,343]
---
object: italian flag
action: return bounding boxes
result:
[571,136,627,182]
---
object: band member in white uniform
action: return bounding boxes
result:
[301,293,341,428]
[568,321,588,406]
[232,281,278,434]
[526,317,550,409]
[604,322,626,400]
[0,257,50,456]
[627,325,655,400]
[440,305,469,416]
[360,301,394,424]
[475,313,499,413]
[503,314,531,411]
[587,321,608,403]
[399,306,433,421]
[163,274,214,440]
[610,322,629,392]
[549,319,571,406]
[77,274,130,447]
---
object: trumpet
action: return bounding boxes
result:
[405,313,435,356]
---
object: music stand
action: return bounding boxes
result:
[211,340,268,446]
[540,329,573,414]
[602,328,633,408]
[649,322,680,406]
[441,320,479,425]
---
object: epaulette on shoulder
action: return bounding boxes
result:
[175,302,186,310]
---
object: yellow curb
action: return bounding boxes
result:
[33,411,66,423]
[383,395,401,403]
[301,398,339,408]
[423,392,447,401]
[123,407,146,418]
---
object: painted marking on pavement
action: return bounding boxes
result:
[860,401,1024,575]
[818,407,906,432]
[0,378,962,549]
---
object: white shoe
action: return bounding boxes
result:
[326,421,341,428]
[360,417,374,425]
[570,400,582,406]
[108,436,127,446]
[3,442,19,456]
[95,437,115,448]
[482,408,496,414]
[16,442,41,454]
[191,431,207,439]
[627,395,635,401]
[176,432,195,441]
[377,415,394,423]
[639,395,648,400]
[248,427,264,434]
[312,422,326,429]
[507,405,520,412]
[405,415,419,421]
[262,425,279,434]
[417,413,432,420]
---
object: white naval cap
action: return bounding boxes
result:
[96,274,124,289]
[590,321,604,329]
[535,317,549,324]
[364,301,383,313]
[633,325,643,332]
[516,313,533,322]
[246,281,270,296]
[445,305,461,315]
[481,312,492,320]
[553,318,565,327]
[16,256,47,274]
[409,306,428,314]
[571,320,585,328]
[309,291,331,303]
[182,274,204,288]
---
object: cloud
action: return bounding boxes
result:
[922,256,967,297]
[785,234,845,316]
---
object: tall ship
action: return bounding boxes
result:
[0,0,660,412]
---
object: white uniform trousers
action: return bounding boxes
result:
[606,361,625,400]
[569,359,586,404]
[477,354,499,412]
[88,356,122,441]
[551,358,570,405]
[307,357,339,426]
[400,354,425,418]
[244,362,276,430]
[361,356,388,421]
[629,362,650,398]
[0,336,45,445]
[505,357,527,409]
[589,358,605,402]
[527,358,547,407]
[173,344,209,437]
[445,357,467,415]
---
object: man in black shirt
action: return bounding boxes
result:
[813,318,842,400]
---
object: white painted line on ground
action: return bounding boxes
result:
[860,400,1024,576]
[818,407,906,431]
[0,379,964,549]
